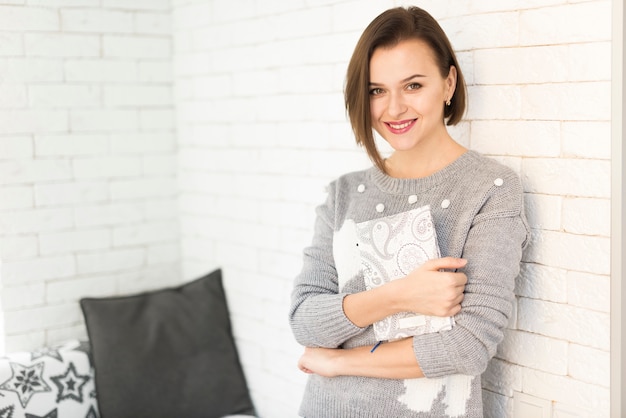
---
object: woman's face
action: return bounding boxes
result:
[369,38,456,154]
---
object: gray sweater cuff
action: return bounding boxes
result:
[413,332,458,377]
[293,293,364,348]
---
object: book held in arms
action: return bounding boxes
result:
[356,205,455,341]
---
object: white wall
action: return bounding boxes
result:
[0,0,181,352]
[172,1,383,415]
[0,0,612,417]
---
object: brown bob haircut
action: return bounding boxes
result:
[345,6,467,173]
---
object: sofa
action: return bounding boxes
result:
[0,269,257,418]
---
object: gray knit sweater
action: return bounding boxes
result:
[290,150,529,418]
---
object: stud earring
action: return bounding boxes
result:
[446,99,451,106]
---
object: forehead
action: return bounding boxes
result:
[369,39,439,81]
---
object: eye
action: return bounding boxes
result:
[406,82,422,91]
[369,87,384,96]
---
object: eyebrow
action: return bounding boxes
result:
[369,74,426,86]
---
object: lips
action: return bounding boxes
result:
[385,119,416,134]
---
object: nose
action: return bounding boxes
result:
[387,92,407,118]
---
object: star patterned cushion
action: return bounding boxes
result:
[0,340,99,418]
[80,269,256,418]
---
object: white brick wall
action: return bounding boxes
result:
[0,1,179,352]
[0,0,613,417]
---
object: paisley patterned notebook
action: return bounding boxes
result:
[356,205,454,341]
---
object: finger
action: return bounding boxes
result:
[298,360,312,374]
[449,303,462,316]
[453,272,468,286]
[438,271,467,286]
[453,292,464,305]
[444,289,465,309]
[423,257,467,272]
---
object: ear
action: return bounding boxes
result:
[446,65,457,101]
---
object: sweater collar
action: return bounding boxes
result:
[368,150,480,194]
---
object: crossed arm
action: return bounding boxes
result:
[297,257,468,379]
[298,337,423,379]
[290,174,529,380]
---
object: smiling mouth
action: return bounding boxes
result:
[385,119,416,133]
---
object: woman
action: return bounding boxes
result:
[289,6,529,418]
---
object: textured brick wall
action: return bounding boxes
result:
[0,0,180,352]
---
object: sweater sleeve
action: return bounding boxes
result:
[413,173,530,377]
[289,182,365,348]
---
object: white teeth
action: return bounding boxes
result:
[389,121,412,129]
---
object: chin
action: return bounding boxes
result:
[384,138,422,152]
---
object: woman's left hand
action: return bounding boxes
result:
[298,347,341,377]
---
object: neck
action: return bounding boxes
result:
[384,136,466,179]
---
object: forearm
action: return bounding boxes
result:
[343,257,468,328]
[342,283,399,328]
[340,338,425,379]
[300,338,425,379]
[414,217,528,377]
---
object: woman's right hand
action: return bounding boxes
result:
[342,257,467,328]
[391,257,468,317]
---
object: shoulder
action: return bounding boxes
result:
[467,151,520,180]
[462,151,523,194]
[318,167,384,228]
[325,167,374,197]
[459,151,526,221]
[315,167,372,215]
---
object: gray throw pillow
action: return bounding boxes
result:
[80,269,255,418]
